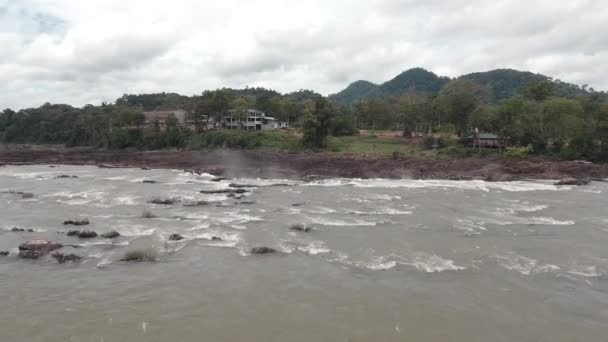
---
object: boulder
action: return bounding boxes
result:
[250,247,277,255]
[51,252,82,264]
[101,231,120,239]
[211,236,223,241]
[169,234,184,241]
[142,180,157,184]
[141,167,151,170]
[0,251,9,256]
[64,219,90,226]
[211,177,230,182]
[289,224,312,233]
[54,175,78,179]
[11,227,25,232]
[21,193,34,199]
[200,189,248,194]
[555,177,590,186]
[18,240,62,259]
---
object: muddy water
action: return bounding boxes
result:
[0,165,607,341]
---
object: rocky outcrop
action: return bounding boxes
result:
[18,240,62,259]
[101,231,120,239]
[169,234,184,241]
[51,252,82,264]
[64,219,90,226]
[250,247,277,255]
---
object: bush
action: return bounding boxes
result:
[504,146,532,159]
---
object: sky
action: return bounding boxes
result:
[1,0,606,109]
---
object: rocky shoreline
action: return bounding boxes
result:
[1,144,608,181]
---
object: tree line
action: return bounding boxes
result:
[1,79,608,160]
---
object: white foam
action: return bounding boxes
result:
[306,178,566,192]
[495,254,560,275]
[409,254,466,273]
[307,216,377,227]
[567,266,601,278]
[297,241,331,255]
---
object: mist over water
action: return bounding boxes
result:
[1,165,607,341]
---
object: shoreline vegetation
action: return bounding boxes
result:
[2,68,608,179]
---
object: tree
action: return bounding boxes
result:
[523,80,554,102]
[300,98,334,148]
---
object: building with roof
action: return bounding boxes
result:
[143,110,187,129]
[462,133,510,149]
[222,109,278,131]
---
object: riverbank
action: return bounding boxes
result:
[1,144,607,181]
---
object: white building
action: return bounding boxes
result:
[223,109,278,131]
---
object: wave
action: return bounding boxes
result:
[495,254,560,275]
[305,178,566,192]
[307,216,378,227]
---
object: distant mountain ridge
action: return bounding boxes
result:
[330,67,593,104]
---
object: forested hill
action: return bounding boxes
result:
[330,68,594,105]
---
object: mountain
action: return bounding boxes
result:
[330,68,447,104]
[331,68,594,105]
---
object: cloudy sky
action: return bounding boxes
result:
[1,0,606,109]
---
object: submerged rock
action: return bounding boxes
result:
[555,177,590,186]
[250,247,277,255]
[200,189,248,195]
[149,198,178,205]
[211,236,223,241]
[101,231,120,239]
[142,210,157,218]
[120,250,156,262]
[18,240,62,259]
[211,177,230,182]
[52,252,82,264]
[54,175,78,179]
[182,201,210,207]
[289,224,312,233]
[142,180,157,184]
[168,234,184,241]
[67,230,98,239]
[21,193,34,199]
[63,219,90,226]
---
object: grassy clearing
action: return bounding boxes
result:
[327,135,436,158]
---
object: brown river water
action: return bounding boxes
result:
[0,165,607,341]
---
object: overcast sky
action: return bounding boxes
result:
[1,0,606,109]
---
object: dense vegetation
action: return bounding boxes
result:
[1,67,608,161]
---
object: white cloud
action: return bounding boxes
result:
[0,0,606,109]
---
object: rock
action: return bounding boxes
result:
[11,227,25,232]
[149,198,178,205]
[77,231,98,239]
[51,252,82,264]
[211,177,230,182]
[141,167,151,170]
[229,183,260,188]
[289,224,312,233]
[142,210,157,218]
[250,247,277,255]
[0,251,9,256]
[555,177,590,186]
[169,234,184,241]
[142,180,157,184]
[292,203,305,207]
[101,231,120,239]
[64,219,90,226]
[211,236,223,241]
[238,201,256,205]
[54,175,78,179]
[21,193,34,199]
[18,240,62,259]
[66,230,79,236]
